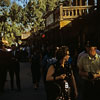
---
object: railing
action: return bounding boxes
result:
[44,3,95,30]
[60,4,93,20]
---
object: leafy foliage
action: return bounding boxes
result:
[0,0,66,46]
[0,0,10,7]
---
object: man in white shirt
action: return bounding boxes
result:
[77,40,100,67]
[78,41,100,100]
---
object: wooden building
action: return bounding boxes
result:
[43,0,100,50]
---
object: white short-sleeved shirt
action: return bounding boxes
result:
[77,50,100,67]
[78,53,100,74]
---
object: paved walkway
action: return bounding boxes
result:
[0,62,47,100]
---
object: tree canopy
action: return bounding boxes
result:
[0,0,67,46]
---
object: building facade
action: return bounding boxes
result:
[43,0,100,51]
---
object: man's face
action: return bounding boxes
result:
[89,47,97,57]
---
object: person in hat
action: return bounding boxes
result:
[78,40,100,100]
[77,40,100,67]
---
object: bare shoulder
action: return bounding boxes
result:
[48,64,55,70]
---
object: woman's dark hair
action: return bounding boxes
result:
[56,46,69,61]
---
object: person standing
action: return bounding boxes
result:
[78,41,100,100]
[46,46,78,100]
[31,48,42,89]
[9,44,21,91]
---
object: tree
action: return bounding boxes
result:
[0,0,10,7]
[0,0,68,46]
[25,0,46,30]
[0,1,22,46]
[47,0,60,11]
[9,2,23,22]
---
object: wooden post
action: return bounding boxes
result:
[80,0,82,6]
[79,8,82,16]
[76,0,78,6]
[73,0,78,6]
[72,9,74,16]
[73,0,76,6]
[69,0,72,6]
[60,3,63,21]
[75,8,78,16]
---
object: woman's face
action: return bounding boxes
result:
[64,51,70,61]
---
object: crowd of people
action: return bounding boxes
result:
[0,40,100,100]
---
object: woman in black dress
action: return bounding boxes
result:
[46,46,78,100]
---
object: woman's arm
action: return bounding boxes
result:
[46,65,66,81]
[46,65,55,81]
